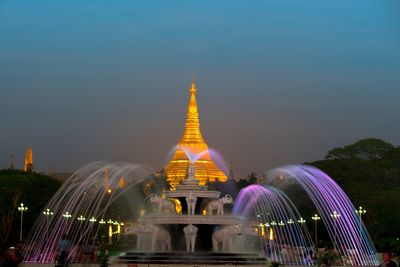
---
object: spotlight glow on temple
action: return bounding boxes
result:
[165,80,227,189]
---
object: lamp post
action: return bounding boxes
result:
[97,219,106,242]
[297,217,307,247]
[77,215,86,222]
[18,203,28,241]
[63,212,72,219]
[43,208,54,238]
[311,214,321,249]
[287,219,294,225]
[330,211,340,248]
[355,206,366,237]
[62,212,72,235]
[298,217,306,224]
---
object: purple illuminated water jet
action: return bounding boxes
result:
[24,161,152,263]
[265,165,379,266]
[234,184,314,265]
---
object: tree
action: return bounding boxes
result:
[326,138,395,160]
[312,138,400,246]
[0,169,61,249]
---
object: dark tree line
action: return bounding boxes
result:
[0,170,61,251]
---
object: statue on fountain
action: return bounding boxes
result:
[148,194,176,214]
[185,191,197,215]
[150,225,172,252]
[206,194,233,216]
[212,224,242,252]
[183,224,198,252]
[125,224,153,251]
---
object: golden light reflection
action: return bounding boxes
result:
[108,225,112,238]
[119,177,125,188]
[259,224,265,237]
[171,198,182,214]
[139,209,145,217]
[202,208,207,216]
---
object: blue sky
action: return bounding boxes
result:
[1,0,399,177]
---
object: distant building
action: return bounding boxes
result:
[24,147,33,172]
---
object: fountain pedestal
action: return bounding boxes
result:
[121,162,265,265]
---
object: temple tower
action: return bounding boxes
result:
[165,80,227,189]
[24,147,33,172]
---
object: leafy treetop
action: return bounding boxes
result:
[325,138,395,160]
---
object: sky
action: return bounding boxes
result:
[1,0,400,178]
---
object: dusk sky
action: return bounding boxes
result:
[1,1,400,178]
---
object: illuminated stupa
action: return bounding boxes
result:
[24,147,33,172]
[165,80,227,189]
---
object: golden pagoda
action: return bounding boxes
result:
[165,80,227,189]
[24,147,33,172]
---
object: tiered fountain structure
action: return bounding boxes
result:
[119,162,268,265]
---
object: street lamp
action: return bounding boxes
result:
[355,206,366,236]
[278,221,285,226]
[18,203,28,241]
[62,212,72,219]
[77,215,86,221]
[287,219,294,225]
[330,211,340,219]
[43,208,54,237]
[89,217,97,223]
[330,211,340,248]
[311,214,321,249]
[62,211,72,235]
[298,217,306,224]
[99,219,106,224]
[43,208,54,216]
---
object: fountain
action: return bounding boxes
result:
[118,152,268,265]
[23,160,380,266]
[22,80,380,266]
[264,165,379,266]
[23,161,153,263]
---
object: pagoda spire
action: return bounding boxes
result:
[178,79,207,146]
[165,79,227,189]
[24,147,33,172]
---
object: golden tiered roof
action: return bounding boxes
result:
[165,80,227,189]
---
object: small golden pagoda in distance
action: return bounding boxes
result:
[24,147,33,172]
[165,80,227,189]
